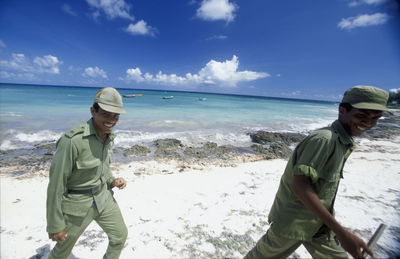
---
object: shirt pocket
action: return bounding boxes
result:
[74,158,101,182]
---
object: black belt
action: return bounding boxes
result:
[67,185,102,195]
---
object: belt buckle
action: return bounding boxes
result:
[94,185,102,194]
[91,186,99,194]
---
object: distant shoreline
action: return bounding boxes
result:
[0,82,338,104]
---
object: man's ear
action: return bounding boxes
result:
[338,106,346,117]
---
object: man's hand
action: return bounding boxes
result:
[336,229,374,259]
[111,177,127,189]
[48,231,68,242]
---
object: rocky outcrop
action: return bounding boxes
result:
[250,142,292,160]
[248,131,306,159]
[123,145,151,157]
[249,131,306,145]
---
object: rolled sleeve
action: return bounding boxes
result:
[292,135,332,182]
[293,164,319,184]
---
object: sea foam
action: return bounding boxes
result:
[0,130,62,150]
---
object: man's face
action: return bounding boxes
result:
[339,107,383,137]
[91,106,120,136]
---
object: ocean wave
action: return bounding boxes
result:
[0,117,334,151]
[243,118,332,134]
[0,112,23,117]
[0,130,62,150]
[147,119,205,129]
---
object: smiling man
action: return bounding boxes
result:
[46,87,128,259]
[245,86,390,259]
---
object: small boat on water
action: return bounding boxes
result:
[198,97,207,101]
[162,96,174,99]
[123,94,143,98]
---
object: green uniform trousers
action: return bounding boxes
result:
[48,197,128,259]
[244,228,349,259]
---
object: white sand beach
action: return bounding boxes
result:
[1,135,399,259]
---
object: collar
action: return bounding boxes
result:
[83,119,115,142]
[332,120,355,148]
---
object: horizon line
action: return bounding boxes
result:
[0,82,338,104]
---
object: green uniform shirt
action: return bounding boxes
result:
[46,119,116,233]
[268,120,355,240]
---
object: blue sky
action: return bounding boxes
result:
[0,0,399,101]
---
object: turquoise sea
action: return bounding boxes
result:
[0,83,338,150]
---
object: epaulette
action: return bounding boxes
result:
[65,125,85,138]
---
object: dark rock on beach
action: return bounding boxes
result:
[248,131,306,159]
[0,131,311,177]
[154,148,182,160]
[251,142,292,159]
[0,141,56,176]
[152,139,240,163]
[153,138,184,149]
[249,131,306,146]
[149,136,296,164]
[184,142,237,161]
[34,142,56,155]
[123,145,151,157]
[154,138,184,160]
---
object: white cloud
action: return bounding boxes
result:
[348,0,388,7]
[126,20,156,36]
[313,93,343,101]
[85,0,134,20]
[0,53,31,72]
[389,88,399,93]
[82,66,108,79]
[0,40,6,48]
[206,35,228,40]
[338,13,389,30]
[124,55,269,87]
[196,0,237,22]
[126,67,144,81]
[198,56,268,86]
[91,10,101,21]
[278,91,342,101]
[33,55,62,74]
[62,4,77,16]
[0,53,62,74]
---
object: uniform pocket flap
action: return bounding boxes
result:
[62,200,92,217]
[76,158,100,170]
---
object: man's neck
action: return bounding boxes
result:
[99,133,108,142]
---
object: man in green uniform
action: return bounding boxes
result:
[244,85,391,259]
[46,87,128,259]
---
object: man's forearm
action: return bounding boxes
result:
[290,175,346,236]
[290,175,374,258]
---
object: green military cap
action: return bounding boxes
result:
[342,85,390,112]
[94,87,126,114]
